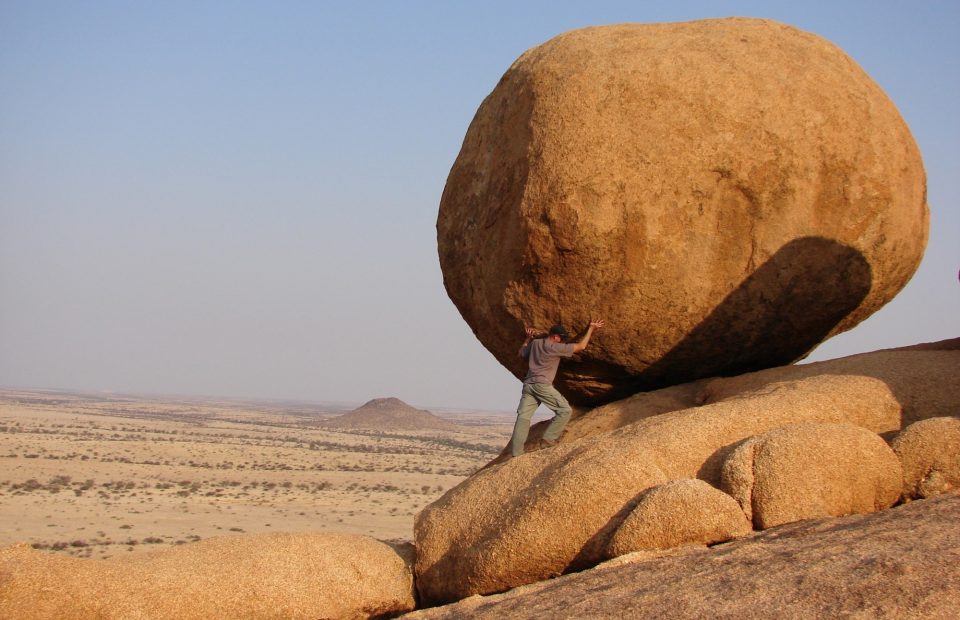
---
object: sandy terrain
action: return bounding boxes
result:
[0,388,515,559]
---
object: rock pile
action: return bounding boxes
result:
[414,343,959,604]
[406,494,960,619]
[437,18,928,407]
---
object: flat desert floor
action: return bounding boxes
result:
[0,388,522,559]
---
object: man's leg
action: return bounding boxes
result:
[530,384,572,443]
[510,385,540,457]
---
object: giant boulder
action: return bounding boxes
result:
[437,18,928,407]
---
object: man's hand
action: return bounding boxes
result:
[572,318,605,353]
[519,327,536,358]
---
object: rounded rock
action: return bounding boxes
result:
[720,422,903,529]
[0,533,416,619]
[437,18,928,406]
[891,416,960,500]
[605,479,751,558]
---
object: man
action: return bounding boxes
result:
[510,318,605,457]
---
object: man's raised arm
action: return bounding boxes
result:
[571,319,605,353]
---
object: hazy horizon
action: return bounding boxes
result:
[0,383,510,414]
[2,1,958,411]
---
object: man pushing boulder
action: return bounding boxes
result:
[510,319,605,457]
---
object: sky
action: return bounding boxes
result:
[1,1,957,412]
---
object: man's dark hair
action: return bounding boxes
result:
[548,324,569,339]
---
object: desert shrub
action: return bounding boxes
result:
[14,479,42,492]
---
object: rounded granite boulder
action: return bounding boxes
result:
[605,479,751,558]
[0,533,416,620]
[437,18,928,407]
[891,416,960,500]
[720,422,903,529]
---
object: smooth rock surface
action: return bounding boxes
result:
[416,371,904,604]
[405,493,960,619]
[605,479,751,558]
[415,441,668,605]
[0,533,416,620]
[720,422,902,528]
[892,416,960,500]
[438,18,928,407]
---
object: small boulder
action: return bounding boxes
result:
[0,533,416,619]
[720,423,902,529]
[414,441,668,605]
[605,479,751,559]
[891,416,960,499]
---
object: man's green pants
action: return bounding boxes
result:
[510,383,572,457]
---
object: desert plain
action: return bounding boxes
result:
[0,388,518,559]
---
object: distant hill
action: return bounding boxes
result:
[321,397,459,431]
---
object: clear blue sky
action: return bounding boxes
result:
[1,1,957,411]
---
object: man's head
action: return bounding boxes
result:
[548,324,569,342]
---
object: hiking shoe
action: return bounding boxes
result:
[537,438,557,450]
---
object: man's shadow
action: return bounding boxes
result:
[558,236,873,407]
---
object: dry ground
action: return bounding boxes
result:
[0,388,515,559]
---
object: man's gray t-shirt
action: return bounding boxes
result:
[521,338,575,385]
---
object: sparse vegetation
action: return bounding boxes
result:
[0,387,508,558]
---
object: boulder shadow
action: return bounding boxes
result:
[561,236,873,407]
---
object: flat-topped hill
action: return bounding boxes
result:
[321,398,459,432]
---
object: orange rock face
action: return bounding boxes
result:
[437,18,928,406]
